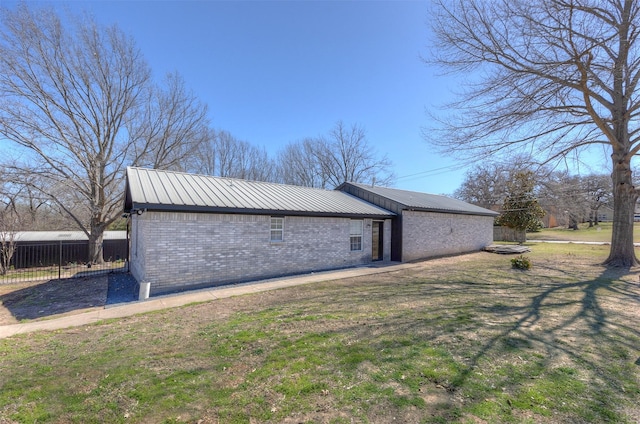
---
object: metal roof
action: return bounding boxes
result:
[5,231,127,242]
[338,182,499,217]
[125,167,395,218]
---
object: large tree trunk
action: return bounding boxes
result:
[88,220,105,265]
[605,152,638,267]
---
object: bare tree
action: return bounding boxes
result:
[278,138,331,188]
[191,128,218,176]
[0,4,210,262]
[278,121,394,189]
[454,156,550,213]
[132,73,210,172]
[429,0,640,266]
[2,167,90,230]
[0,172,18,275]
[320,121,394,188]
[539,172,590,230]
[240,144,278,182]
[0,207,23,276]
[194,130,278,182]
[0,231,17,276]
[454,163,525,210]
[582,174,612,226]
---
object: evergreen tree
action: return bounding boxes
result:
[496,171,545,232]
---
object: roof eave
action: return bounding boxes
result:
[404,207,499,217]
[128,202,395,219]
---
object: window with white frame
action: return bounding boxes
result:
[270,217,284,242]
[350,220,363,251]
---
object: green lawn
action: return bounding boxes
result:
[528,221,640,243]
[0,243,639,423]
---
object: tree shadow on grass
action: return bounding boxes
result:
[282,261,640,422]
[444,265,640,421]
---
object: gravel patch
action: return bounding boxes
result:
[106,272,138,305]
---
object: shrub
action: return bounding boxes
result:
[511,255,532,270]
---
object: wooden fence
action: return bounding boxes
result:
[493,226,526,243]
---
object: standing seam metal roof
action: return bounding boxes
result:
[125,167,395,218]
[339,182,499,216]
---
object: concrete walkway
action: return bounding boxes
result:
[0,262,419,339]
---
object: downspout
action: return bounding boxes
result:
[125,213,130,273]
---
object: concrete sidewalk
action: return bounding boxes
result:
[527,239,612,245]
[528,239,640,246]
[0,261,418,339]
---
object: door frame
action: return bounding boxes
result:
[371,220,384,261]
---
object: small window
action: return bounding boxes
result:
[270,217,284,242]
[350,219,363,251]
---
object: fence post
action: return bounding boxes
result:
[58,240,62,280]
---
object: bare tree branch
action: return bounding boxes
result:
[279,121,394,189]
[428,0,640,266]
[194,130,278,182]
[0,4,210,262]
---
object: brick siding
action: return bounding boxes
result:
[401,210,494,262]
[130,211,391,296]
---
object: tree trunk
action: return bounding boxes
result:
[0,233,17,276]
[88,226,104,265]
[569,218,578,230]
[605,153,639,267]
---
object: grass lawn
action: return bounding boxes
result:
[528,221,640,243]
[1,244,639,423]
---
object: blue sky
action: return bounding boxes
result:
[3,1,489,194]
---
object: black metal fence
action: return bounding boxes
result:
[0,240,128,284]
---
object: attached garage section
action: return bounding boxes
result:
[401,210,496,262]
[337,182,498,262]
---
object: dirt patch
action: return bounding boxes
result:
[0,275,108,324]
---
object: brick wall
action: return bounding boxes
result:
[130,211,390,296]
[401,211,494,262]
[382,218,392,262]
[129,214,146,285]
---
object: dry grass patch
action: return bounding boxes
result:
[0,244,639,423]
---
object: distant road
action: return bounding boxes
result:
[527,239,640,247]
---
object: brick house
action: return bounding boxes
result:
[124,167,497,296]
[337,182,499,262]
[125,167,394,296]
